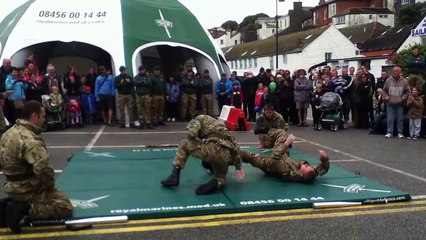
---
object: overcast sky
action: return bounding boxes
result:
[178,0,319,29]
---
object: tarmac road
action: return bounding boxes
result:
[1,121,425,240]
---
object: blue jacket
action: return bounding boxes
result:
[95,74,115,98]
[166,82,180,103]
[6,75,27,101]
[81,93,97,114]
[215,79,232,99]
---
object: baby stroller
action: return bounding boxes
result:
[66,96,84,128]
[42,95,66,130]
[319,92,343,132]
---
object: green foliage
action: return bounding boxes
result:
[397,2,426,25]
[239,13,269,31]
[393,44,426,74]
[221,20,239,31]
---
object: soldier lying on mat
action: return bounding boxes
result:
[161,115,245,195]
[239,134,330,183]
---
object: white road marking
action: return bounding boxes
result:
[0,170,62,174]
[411,195,426,200]
[297,136,426,183]
[85,125,105,151]
[330,159,362,163]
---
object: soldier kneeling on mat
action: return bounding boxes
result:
[239,134,330,182]
[161,115,245,195]
[0,101,73,233]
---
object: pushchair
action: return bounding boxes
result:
[319,92,343,132]
[42,95,66,130]
[66,96,84,128]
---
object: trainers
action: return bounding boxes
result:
[171,118,176,122]
[385,133,392,138]
[343,123,348,129]
[397,134,404,139]
[412,136,418,141]
[166,118,171,122]
[406,136,412,140]
[317,125,322,131]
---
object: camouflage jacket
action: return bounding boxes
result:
[255,112,289,133]
[0,120,55,194]
[186,115,241,168]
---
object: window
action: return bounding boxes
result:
[244,59,247,69]
[220,39,224,45]
[238,60,242,69]
[282,54,288,64]
[254,58,258,68]
[328,3,337,18]
[369,15,373,20]
[402,0,409,5]
[272,29,275,34]
[313,12,317,25]
[379,14,388,18]
[325,52,332,61]
[336,16,345,24]
[324,9,327,20]
[230,61,234,69]
[249,58,253,68]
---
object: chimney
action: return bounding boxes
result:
[294,1,302,11]
[319,0,326,5]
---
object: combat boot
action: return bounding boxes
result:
[7,201,30,233]
[0,198,11,227]
[195,179,219,195]
[160,167,181,187]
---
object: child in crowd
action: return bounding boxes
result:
[49,85,63,112]
[6,67,27,122]
[231,81,243,109]
[406,87,424,140]
[81,86,97,124]
[312,83,324,130]
[24,53,38,70]
[166,74,180,122]
[254,83,264,119]
[68,98,81,125]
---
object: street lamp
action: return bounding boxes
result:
[276,0,285,71]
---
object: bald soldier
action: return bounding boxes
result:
[0,101,73,233]
[240,134,330,182]
[161,115,245,195]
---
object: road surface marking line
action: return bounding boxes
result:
[297,136,426,183]
[85,126,105,151]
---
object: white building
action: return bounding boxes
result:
[332,7,395,29]
[256,17,287,40]
[397,15,426,52]
[226,25,360,75]
[208,27,242,48]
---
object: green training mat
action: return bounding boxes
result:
[56,147,411,220]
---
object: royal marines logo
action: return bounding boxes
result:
[156,9,173,38]
[71,195,110,209]
[322,184,391,193]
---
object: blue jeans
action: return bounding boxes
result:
[386,104,404,135]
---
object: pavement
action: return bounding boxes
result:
[1,121,426,240]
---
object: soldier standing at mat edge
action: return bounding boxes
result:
[0,101,73,233]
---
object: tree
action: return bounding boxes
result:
[239,13,269,31]
[221,20,239,31]
[397,2,426,25]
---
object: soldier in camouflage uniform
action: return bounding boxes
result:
[240,134,330,182]
[199,70,214,116]
[150,66,166,126]
[134,66,154,129]
[161,115,245,195]
[254,104,289,148]
[115,66,135,128]
[0,101,73,233]
[180,70,198,120]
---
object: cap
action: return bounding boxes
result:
[138,66,145,71]
[119,66,126,72]
[204,69,209,73]
[85,86,91,92]
[259,67,265,72]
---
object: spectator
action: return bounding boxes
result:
[406,87,423,140]
[382,66,410,138]
[6,67,27,122]
[230,81,243,109]
[215,72,231,112]
[115,66,135,128]
[294,69,312,127]
[166,74,180,122]
[81,86,97,125]
[85,67,97,94]
[180,69,197,120]
[254,82,264,118]
[242,72,257,121]
[134,66,154,129]
[199,70,214,117]
[95,66,115,126]
[312,83,324,130]
[25,74,43,102]
[150,66,166,126]
[63,66,82,98]
[405,46,425,90]
[354,73,372,129]
[42,64,64,95]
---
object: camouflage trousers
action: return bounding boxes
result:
[0,108,7,138]
[151,95,165,124]
[258,129,289,161]
[180,93,197,119]
[173,139,233,186]
[200,94,214,116]
[117,94,135,124]
[136,95,152,124]
[8,188,73,219]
